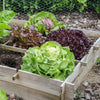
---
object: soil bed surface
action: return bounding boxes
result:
[0,49,23,69]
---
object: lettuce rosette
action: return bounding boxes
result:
[24,11,66,35]
[21,41,75,81]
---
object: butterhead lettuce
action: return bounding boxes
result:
[21,41,75,81]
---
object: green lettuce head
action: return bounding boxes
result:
[21,41,75,81]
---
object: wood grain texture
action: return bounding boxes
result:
[0,65,62,97]
[9,19,26,27]
[0,80,59,100]
[0,44,26,53]
[70,27,100,37]
[60,82,74,100]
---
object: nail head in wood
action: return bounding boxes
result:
[92,45,99,50]
[80,61,87,66]
[12,73,19,80]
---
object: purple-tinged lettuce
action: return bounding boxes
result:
[41,17,54,30]
[46,28,92,60]
[9,26,46,49]
[24,11,66,35]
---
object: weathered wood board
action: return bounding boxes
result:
[0,81,59,100]
[9,19,26,28]
[0,44,26,53]
[0,65,74,100]
[70,27,100,37]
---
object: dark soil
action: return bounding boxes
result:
[0,49,23,69]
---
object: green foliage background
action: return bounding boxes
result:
[0,0,100,14]
[0,0,3,11]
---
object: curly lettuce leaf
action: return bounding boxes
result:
[21,41,75,81]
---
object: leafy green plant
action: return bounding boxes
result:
[96,57,100,63]
[49,0,69,11]
[0,10,15,38]
[74,91,82,99]
[21,41,75,81]
[2,0,100,14]
[1,0,100,14]
[76,0,87,12]
[0,89,7,100]
[0,1,3,11]
[96,57,100,67]
[24,11,66,35]
[88,0,100,13]
[5,0,40,14]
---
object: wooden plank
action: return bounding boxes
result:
[0,65,62,97]
[60,82,74,100]
[64,82,74,100]
[9,19,26,27]
[0,80,59,100]
[70,27,100,37]
[60,82,65,100]
[93,38,100,47]
[0,44,26,53]
[73,51,97,89]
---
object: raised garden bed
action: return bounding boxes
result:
[0,25,100,100]
[0,11,100,100]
